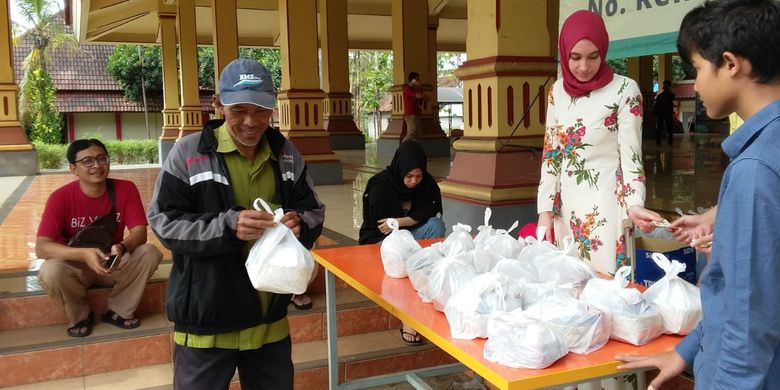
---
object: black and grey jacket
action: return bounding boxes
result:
[148,120,325,334]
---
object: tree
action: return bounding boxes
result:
[106,45,163,101]
[14,0,78,143]
[349,50,393,134]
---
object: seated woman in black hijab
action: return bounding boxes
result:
[359,141,445,344]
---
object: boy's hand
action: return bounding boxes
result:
[616,351,687,390]
[669,214,713,244]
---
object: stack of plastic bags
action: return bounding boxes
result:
[525,289,610,354]
[379,218,422,278]
[483,310,569,369]
[531,236,596,297]
[579,266,664,346]
[444,273,524,339]
[643,253,702,335]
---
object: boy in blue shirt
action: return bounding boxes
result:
[617,1,780,389]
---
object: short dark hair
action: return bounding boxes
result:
[67,139,108,164]
[663,80,672,88]
[677,0,780,83]
[408,72,420,82]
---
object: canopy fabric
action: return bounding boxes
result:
[559,0,703,59]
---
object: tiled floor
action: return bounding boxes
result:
[0,134,726,275]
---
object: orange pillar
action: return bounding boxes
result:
[277,0,342,184]
[377,0,449,158]
[0,0,36,175]
[176,0,203,139]
[157,5,180,163]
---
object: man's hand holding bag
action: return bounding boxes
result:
[245,198,315,294]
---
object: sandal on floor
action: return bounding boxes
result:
[291,294,313,310]
[399,328,423,346]
[101,309,141,329]
[67,312,94,338]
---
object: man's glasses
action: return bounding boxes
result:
[74,155,110,167]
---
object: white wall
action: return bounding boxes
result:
[121,112,163,140]
[74,113,116,140]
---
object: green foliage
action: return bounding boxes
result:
[349,50,393,135]
[607,58,628,76]
[106,45,163,101]
[240,48,282,89]
[19,68,61,143]
[33,141,67,169]
[198,47,215,90]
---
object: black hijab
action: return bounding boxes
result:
[385,141,428,200]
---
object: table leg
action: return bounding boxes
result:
[326,269,340,389]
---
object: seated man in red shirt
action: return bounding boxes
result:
[36,139,162,337]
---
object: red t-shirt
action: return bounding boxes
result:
[37,179,148,245]
[403,83,422,116]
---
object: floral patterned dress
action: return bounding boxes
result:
[537,75,646,274]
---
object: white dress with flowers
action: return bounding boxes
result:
[537,75,646,274]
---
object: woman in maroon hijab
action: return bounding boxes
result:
[537,10,662,274]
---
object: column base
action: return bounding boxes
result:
[0,149,38,176]
[441,195,537,235]
[329,133,365,150]
[305,160,343,185]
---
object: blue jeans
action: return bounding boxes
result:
[408,217,445,240]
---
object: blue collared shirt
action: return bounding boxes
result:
[676,99,780,389]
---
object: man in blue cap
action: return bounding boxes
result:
[148,59,325,390]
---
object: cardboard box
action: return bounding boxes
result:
[634,237,697,286]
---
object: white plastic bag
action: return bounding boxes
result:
[643,253,702,335]
[579,267,664,346]
[491,258,538,284]
[533,236,596,296]
[380,218,421,278]
[407,242,446,299]
[443,223,475,253]
[473,208,495,247]
[444,273,524,339]
[245,198,315,294]
[521,281,577,309]
[484,310,569,369]
[525,290,610,354]
[481,220,523,259]
[517,226,559,264]
[427,255,478,311]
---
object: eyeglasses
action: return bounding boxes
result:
[74,155,110,167]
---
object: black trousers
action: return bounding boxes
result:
[656,115,674,145]
[173,336,293,390]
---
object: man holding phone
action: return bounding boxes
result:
[36,139,161,338]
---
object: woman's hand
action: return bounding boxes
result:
[537,212,555,242]
[628,205,663,233]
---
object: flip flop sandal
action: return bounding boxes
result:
[291,294,313,310]
[399,328,423,346]
[67,312,94,338]
[101,309,141,329]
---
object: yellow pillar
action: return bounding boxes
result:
[0,0,36,175]
[439,0,558,229]
[378,0,449,157]
[318,0,364,150]
[278,0,341,185]
[628,55,655,133]
[177,0,203,139]
[158,7,180,162]
[211,0,238,87]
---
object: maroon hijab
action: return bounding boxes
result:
[559,10,614,97]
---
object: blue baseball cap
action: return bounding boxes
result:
[218,59,276,109]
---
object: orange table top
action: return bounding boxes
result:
[312,241,682,390]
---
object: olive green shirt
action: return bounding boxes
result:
[173,123,289,350]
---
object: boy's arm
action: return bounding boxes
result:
[712,161,780,387]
